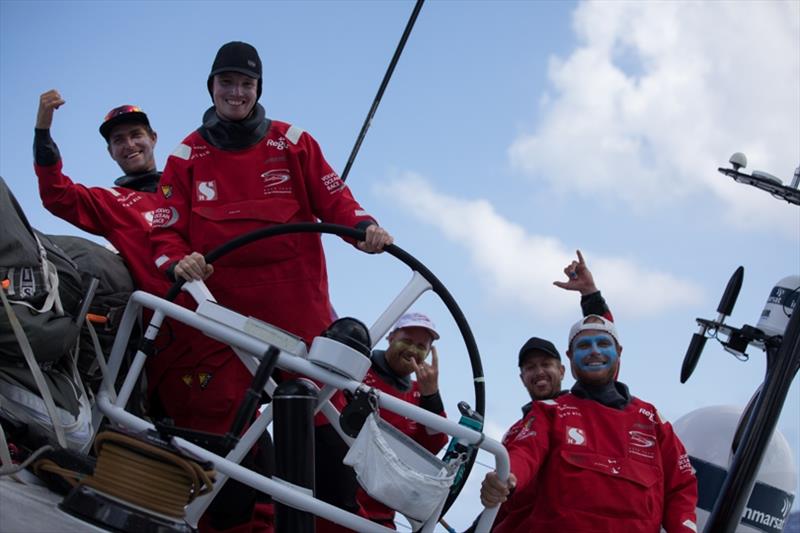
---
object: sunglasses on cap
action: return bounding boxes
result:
[99,104,150,141]
[103,105,143,122]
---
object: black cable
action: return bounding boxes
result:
[341,0,425,182]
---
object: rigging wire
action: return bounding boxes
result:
[341,0,425,182]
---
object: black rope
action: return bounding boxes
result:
[341,0,425,182]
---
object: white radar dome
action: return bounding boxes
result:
[673,405,796,533]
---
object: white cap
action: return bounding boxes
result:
[389,312,440,340]
[568,314,619,348]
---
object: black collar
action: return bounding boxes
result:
[198,103,270,150]
[114,170,161,193]
[370,350,412,392]
[571,380,631,409]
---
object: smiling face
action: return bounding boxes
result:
[212,72,258,121]
[384,326,434,377]
[519,352,565,401]
[568,330,622,386]
[107,122,157,175]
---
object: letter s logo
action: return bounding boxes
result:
[567,426,586,446]
[196,180,217,201]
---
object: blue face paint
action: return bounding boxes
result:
[572,333,618,372]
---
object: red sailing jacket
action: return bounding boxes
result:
[35,160,172,297]
[357,367,449,525]
[489,291,616,531]
[35,161,196,398]
[497,393,697,533]
[150,120,377,345]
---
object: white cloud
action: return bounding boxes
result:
[378,174,702,318]
[510,0,800,230]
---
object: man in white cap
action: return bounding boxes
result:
[357,311,447,528]
[480,314,698,533]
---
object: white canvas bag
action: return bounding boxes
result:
[343,413,455,522]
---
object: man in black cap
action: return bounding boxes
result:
[480,311,698,533]
[467,250,613,532]
[517,336,565,401]
[519,250,611,408]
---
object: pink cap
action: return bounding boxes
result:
[389,312,440,340]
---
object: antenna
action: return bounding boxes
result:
[718,152,800,205]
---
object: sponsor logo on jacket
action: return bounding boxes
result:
[322,171,343,192]
[515,416,537,441]
[677,453,693,474]
[196,180,217,201]
[557,404,583,418]
[628,430,656,448]
[161,185,173,198]
[566,426,586,446]
[267,137,288,151]
[628,429,656,459]
[261,169,292,195]
[583,455,621,475]
[638,407,656,423]
[190,144,210,160]
[152,206,179,228]
[115,191,142,208]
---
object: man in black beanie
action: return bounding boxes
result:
[150,40,396,533]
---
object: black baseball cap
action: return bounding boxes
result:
[518,337,561,366]
[207,41,263,99]
[99,105,151,142]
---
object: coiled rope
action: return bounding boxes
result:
[78,431,216,518]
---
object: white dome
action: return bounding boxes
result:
[673,405,797,532]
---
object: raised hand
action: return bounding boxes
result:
[553,249,598,295]
[411,345,438,395]
[37,89,65,130]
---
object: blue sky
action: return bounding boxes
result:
[1,0,798,528]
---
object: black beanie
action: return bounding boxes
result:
[207,41,263,99]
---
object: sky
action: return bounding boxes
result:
[1,0,798,529]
